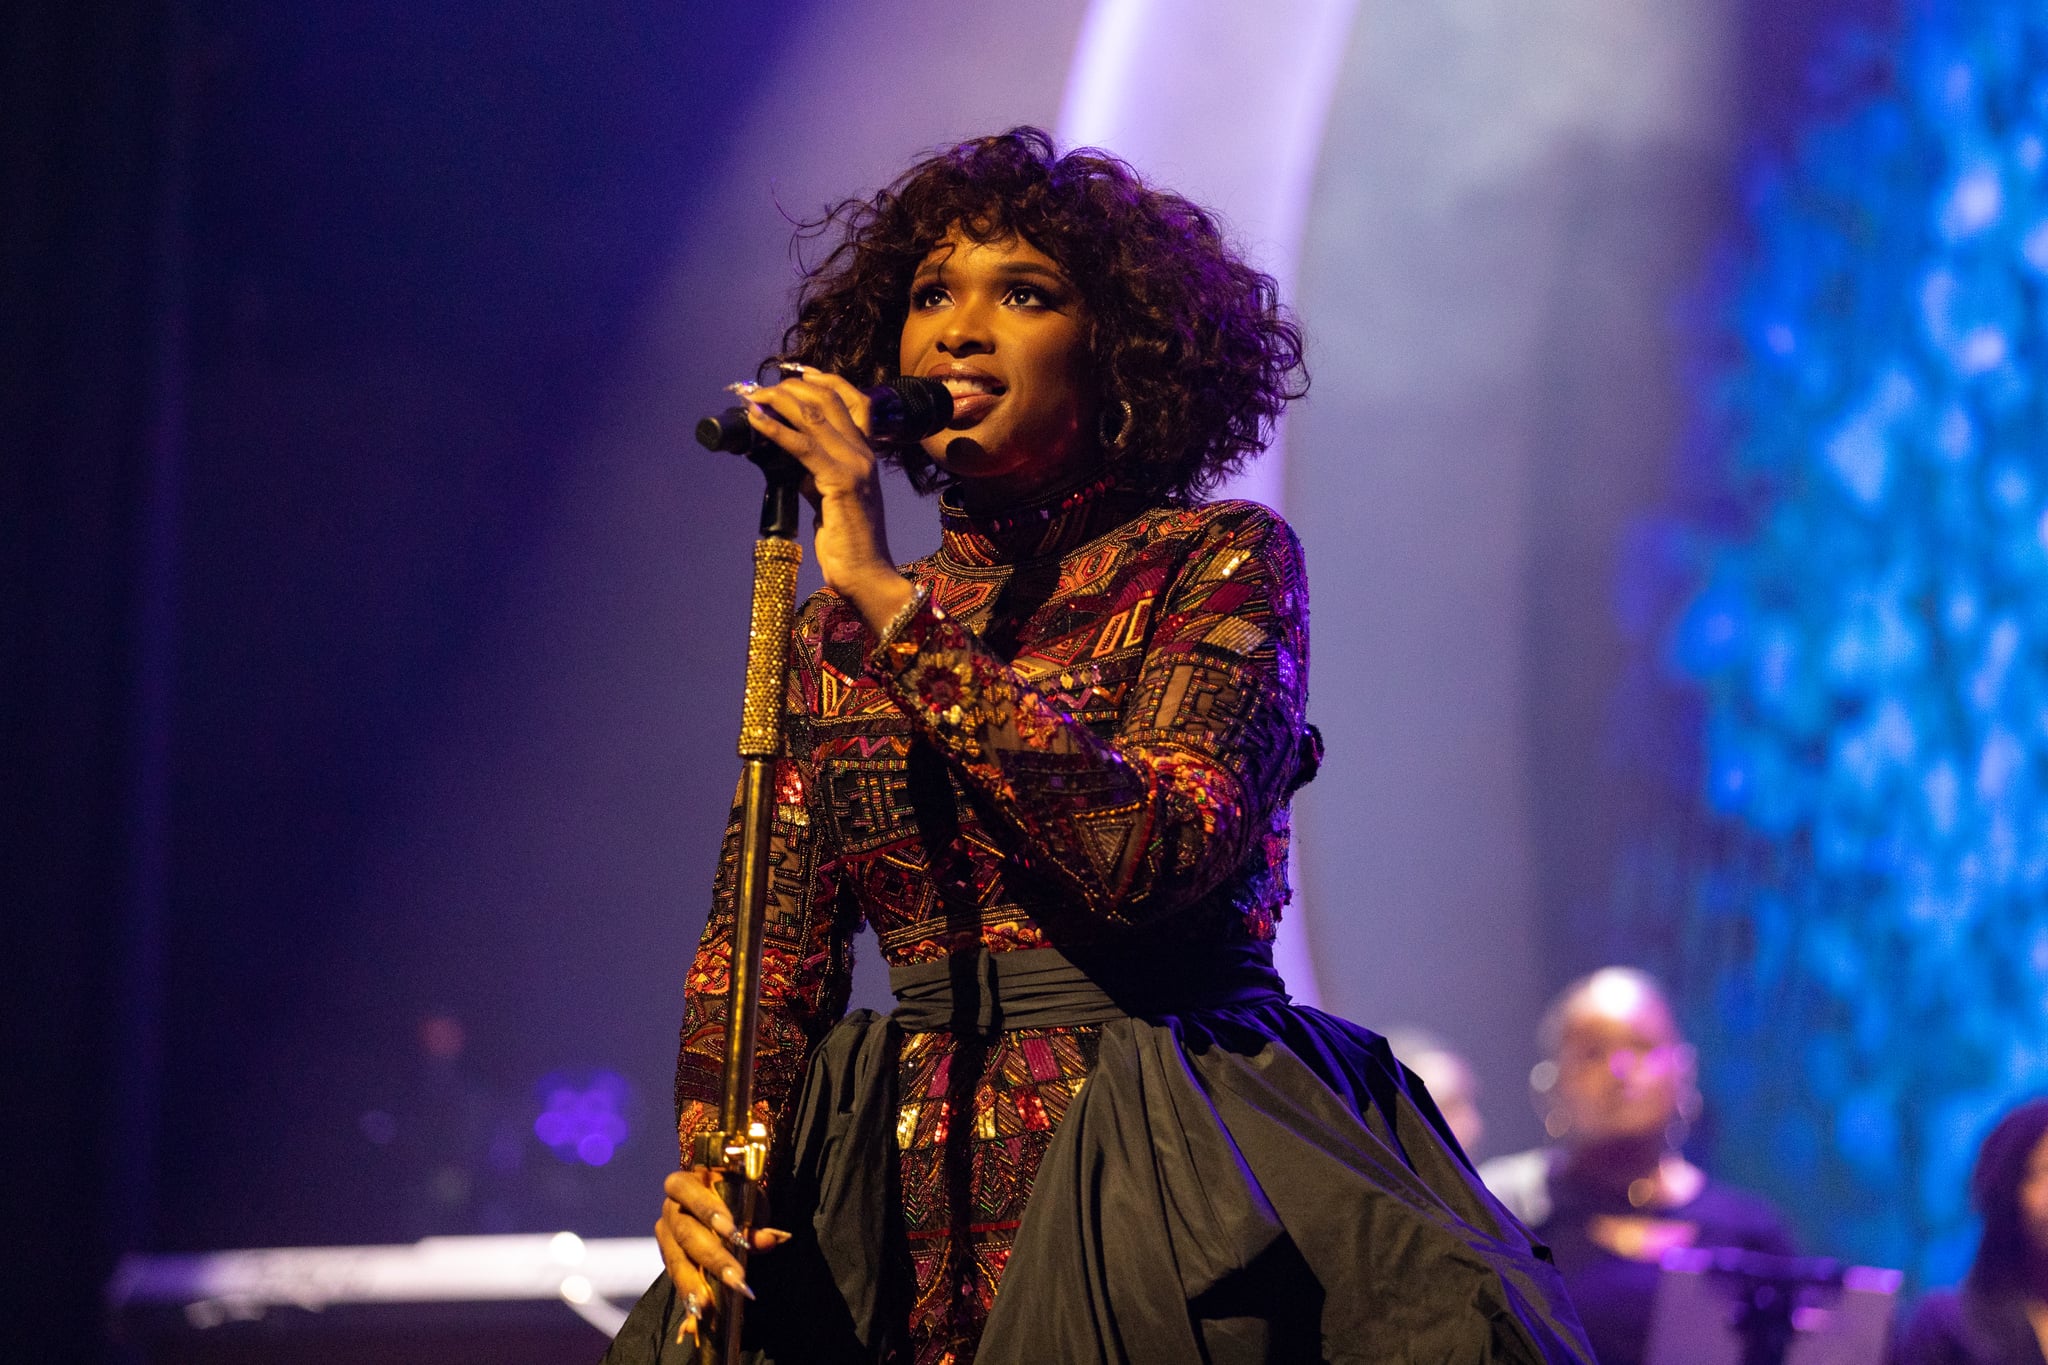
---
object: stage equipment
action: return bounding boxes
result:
[695,374,953,455]
[108,1233,661,1361]
[684,373,946,1361]
[1642,1247,1902,1365]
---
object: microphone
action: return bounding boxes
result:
[696,375,954,455]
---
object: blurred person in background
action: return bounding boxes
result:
[1891,1097,2048,1365]
[1384,1026,1487,1160]
[1479,967,1796,1365]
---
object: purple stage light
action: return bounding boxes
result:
[533,1070,632,1167]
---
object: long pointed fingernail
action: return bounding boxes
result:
[760,1228,794,1246]
[725,380,758,396]
[727,1228,749,1252]
[721,1265,755,1300]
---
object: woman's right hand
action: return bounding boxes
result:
[654,1168,788,1339]
[734,369,917,636]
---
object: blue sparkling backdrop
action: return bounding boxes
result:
[1635,0,2048,1285]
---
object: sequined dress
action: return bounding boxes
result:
[674,476,1311,1363]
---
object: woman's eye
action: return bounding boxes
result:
[1005,285,1050,307]
[911,285,949,309]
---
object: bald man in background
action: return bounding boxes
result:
[1479,968,1796,1365]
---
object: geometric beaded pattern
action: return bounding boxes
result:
[895,1025,1099,1363]
[673,483,1316,1360]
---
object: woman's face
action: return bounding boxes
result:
[898,231,1098,502]
[1549,975,1695,1146]
[2019,1130,2048,1258]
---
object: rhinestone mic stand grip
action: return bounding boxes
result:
[690,426,804,1365]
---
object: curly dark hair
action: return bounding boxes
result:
[772,127,1308,502]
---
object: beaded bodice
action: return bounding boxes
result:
[673,478,1316,1138]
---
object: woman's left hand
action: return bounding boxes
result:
[740,369,917,635]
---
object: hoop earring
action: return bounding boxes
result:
[1099,400,1133,452]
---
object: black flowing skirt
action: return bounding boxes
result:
[604,946,1593,1365]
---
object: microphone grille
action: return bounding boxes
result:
[888,375,953,439]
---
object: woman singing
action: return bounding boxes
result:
[607,128,1591,1365]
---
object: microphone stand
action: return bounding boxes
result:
[693,441,804,1365]
[1685,1248,1851,1365]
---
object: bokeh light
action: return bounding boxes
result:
[1637,0,2048,1286]
[532,1071,632,1168]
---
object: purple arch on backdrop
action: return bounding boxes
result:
[1058,0,1363,1006]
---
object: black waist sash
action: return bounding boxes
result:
[887,942,1288,1035]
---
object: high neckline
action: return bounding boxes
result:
[936,470,1145,567]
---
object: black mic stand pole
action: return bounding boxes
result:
[695,441,804,1365]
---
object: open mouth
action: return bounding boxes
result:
[935,372,1006,427]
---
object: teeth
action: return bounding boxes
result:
[940,375,1001,397]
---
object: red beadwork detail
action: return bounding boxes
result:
[673,494,1313,1361]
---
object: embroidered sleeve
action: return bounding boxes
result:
[674,605,856,1163]
[871,503,1310,927]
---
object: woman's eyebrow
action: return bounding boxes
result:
[912,260,1071,289]
[993,261,1070,287]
